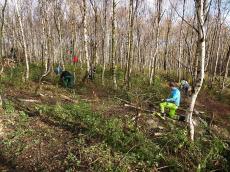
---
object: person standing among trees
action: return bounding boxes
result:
[160,81,181,119]
[180,79,191,96]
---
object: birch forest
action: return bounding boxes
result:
[0,0,230,171]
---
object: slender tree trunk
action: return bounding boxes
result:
[177,0,186,82]
[150,0,162,85]
[213,31,221,79]
[15,0,30,80]
[102,0,109,86]
[125,0,134,89]
[53,0,65,70]
[187,0,210,141]
[212,0,221,84]
[94,8,98,65]
[205,25,218,72]
[83,0,90,73]
[111,0,117,89]
[0,0,7,61]
[221,45,230,91]
[163,14,172,72]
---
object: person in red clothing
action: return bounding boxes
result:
[73,56,78,63]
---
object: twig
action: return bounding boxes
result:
[81,99,97,102]
[89,157,102,165]
[114,97,130,104]
[209,112,215,127]
[157,165,173,170]
[210,169,223,172]
[116,144,140,169]
[169,0,199,33]
[124,103,154,113]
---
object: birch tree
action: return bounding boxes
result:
[83,0,90,75]
[54,0,65,69]
[14,0,30,80]
[163,7,173,72]
[111,0,117,89]
[221,44,230,91]
[0,0,7,60]
[212,0,222,81]
[149,0,162,85]
[187,0,211,141]
[177,0,186,81]
[125,0,134,89]
[102,0,109,85]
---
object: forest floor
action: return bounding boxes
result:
[0,73,230,171]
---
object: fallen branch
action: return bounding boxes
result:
[6,97,40,117]
[124,103,154,113]
[114,97,130,104]
[157,165,173,171]
[118,96,188,113]
[81,99,98,102]
[60,94,78,103]
[39,93,46,97]
[124,103,166,120]
[17,98,40,103]
[115,144,140,170]
[209,112,215,127]
[154,132,165,136]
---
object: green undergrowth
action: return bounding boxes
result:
[39,102,165,171]
[1,64,230,171]
[38,101,230,171]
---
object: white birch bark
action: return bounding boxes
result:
[15,0,29,80]
[187,0,210,141]
[83,0,90,73]
[112,0,117,89]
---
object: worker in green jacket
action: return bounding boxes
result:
[60,71,74,88]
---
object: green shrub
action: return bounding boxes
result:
[39,101,164,170]
[3,100,15,114]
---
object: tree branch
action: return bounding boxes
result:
[169,0,199,33]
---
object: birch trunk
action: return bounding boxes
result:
[149,0,162,85]
[221,45,230,91]
[212,0,222,81]
[0,0,7,60]
[102,0,109,86]
[83,0,90,73]
[177,0,186,82]
[187,0,209,141]
[111,0,117,89]
[125,0,134,89]
[163,13,172,72]
[15,0,29,80]
[53,0,65,70]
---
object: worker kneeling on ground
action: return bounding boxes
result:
[60,71,74,88]
[160,81,181,119]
